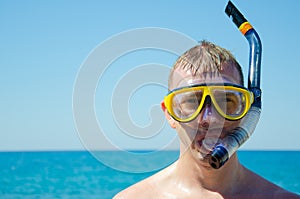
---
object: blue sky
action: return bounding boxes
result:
[1,0,300,151]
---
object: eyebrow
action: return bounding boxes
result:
[167,83,244,94]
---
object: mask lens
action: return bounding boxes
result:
[212,88,247,118]
[171,89,203,120]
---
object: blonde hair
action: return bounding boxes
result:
[169,40,244,88]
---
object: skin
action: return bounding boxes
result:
[114,65,300,199]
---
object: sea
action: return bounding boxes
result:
[0,150,299,199]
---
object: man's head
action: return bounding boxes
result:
[162,41,252,162]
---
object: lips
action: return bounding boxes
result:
[202,137,220,150]
[193,132,222,155]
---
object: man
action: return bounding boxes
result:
[114,41,299,198]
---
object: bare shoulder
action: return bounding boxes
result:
[113,178,154,199]
[242,166,300,198]
[274,190,300,199]
[113,167,170,199]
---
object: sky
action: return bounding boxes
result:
[1,0,300,151]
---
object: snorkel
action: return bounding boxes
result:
[208,1,262,169]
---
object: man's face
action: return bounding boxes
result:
[167,64,242,164]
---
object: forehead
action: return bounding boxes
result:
[169,64,242,90]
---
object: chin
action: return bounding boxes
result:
[190,140,217,168]
[193,151,213,169]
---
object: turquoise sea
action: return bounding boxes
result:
[0,151,299,198]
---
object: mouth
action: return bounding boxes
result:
[192,132,222,156]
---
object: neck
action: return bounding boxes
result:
[175,146,244,194]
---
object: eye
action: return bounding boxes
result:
[182,92,202,104]
[183,97,199,104]
[226,93,239,104]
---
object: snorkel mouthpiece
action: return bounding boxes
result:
[209,1,262,169]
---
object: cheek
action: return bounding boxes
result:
[175,123,198,143]
[223,120,241,130]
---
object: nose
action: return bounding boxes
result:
[197,97,219,129]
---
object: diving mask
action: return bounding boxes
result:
[163,83,254,122]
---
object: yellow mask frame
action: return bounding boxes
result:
[163,83,254,122]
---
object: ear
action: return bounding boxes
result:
[161,100,166,112]
[161,101,176,129]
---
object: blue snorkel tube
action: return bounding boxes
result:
[208,1,262,169]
